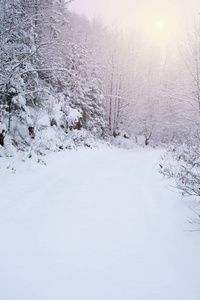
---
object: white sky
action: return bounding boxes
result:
[69,0,200,29]
[69,0,200,47]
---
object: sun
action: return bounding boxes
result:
[156,21,164,30]
[134,1,183,48]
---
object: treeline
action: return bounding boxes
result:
[0,0,200,151]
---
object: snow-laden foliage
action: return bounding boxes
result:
[0,0,109,161]
[159,143,200,198]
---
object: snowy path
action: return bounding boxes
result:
[0,148,200,300]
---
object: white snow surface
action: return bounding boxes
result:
[0,148,200,300]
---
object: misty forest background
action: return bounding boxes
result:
[1,0,200,198]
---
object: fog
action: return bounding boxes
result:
[69,0,200,29]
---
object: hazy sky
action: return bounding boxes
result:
[69,0,200,47]
[69,0,200,29]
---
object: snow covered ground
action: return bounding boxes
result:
[0,147,200,300]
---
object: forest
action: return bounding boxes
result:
[1,0,200,197]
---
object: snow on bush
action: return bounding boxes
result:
[66,108,82,129]
[159,144,200,198]
[0,116,108,168]
[0,123,6,132]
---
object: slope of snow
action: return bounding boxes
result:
[0,148,200,300]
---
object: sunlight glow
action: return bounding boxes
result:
[156,21,164,30]
[69,0,196,49]
[133,1,183,48]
